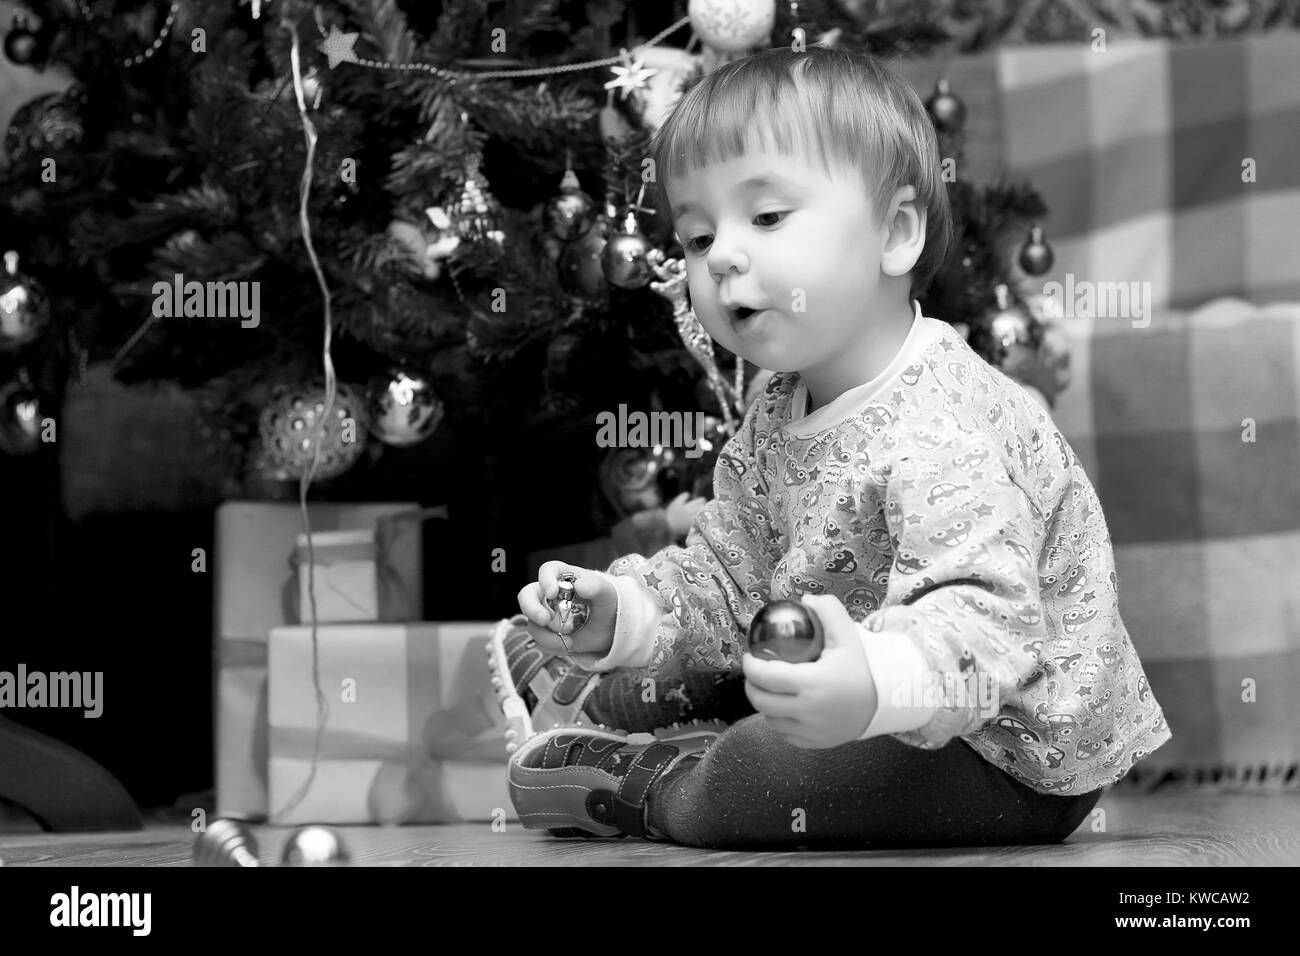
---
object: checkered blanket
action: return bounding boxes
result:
[899,37,1300,788]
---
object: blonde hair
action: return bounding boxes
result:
[649,46,953,293]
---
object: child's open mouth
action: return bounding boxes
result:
[731,306,766,328]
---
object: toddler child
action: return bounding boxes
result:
[492,44,1171,849]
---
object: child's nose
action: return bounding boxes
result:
[707,229,750,279]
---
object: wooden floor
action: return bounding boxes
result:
[2,791,1298,865]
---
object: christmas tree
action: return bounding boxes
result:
[1,0,1066,613]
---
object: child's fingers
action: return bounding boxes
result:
[744,680,801,719]
[742,653,804,695]
[537,561,605,603]
[516,583,550,627]
[536,561,570,601]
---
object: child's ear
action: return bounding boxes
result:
[880,186,926,278]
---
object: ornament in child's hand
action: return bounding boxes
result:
[747,600,823,663]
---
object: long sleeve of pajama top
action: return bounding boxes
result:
[580,301,1172,795]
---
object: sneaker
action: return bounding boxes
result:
[487,615,731,753]
[508,726,717,839]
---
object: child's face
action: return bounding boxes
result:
[667,145,889,375]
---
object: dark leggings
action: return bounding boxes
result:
[584,669,1104,849]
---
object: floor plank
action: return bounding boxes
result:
[1,793,1297,866]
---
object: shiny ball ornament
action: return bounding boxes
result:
[259,383,368,481]
[688,0,775,52]
[546,169,596,242]
[4,87,84,166]
[987,284,1043,367]
[747,600,824,663]
[0,252,52,353]
[599,447,667,516]
[925,78,966,133]
[600,213,653,289]
[3,13,40,66]
[368,369,444,448]
[192,819,261,867]
[558,220,609,296]
[0,377,42,456]
[1018,225,1055,277]
[279,826,351,866]
[546,572,591,637]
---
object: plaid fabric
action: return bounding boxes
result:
[897,38,1300,787]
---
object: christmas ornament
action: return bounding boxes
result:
[387,209,460,281]
[3,87,85,166]
[558,219,608,296]
[318,24,360,69]
[621,45,702,133]
[0,375,42,456]
[545,168,596,242]
[368,369,444,447]
[279,826,351,866]
[546,572,591,646]
[1018,225,1055,276]
[746,600,823,663]
[688,0,776,53]
[601,212,653,289]
[192,819,261,867]
[3,12,40,66]
[604,47,658,100]
[599,447,667,516]
[259,382,369,481]
[985,284,1043,367]
[925,78,966,133]
[451,152,507,255]
[0,251,52,353]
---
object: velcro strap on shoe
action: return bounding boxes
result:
[609,742,680,838]
[552,667,593,706]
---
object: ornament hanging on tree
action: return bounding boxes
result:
[450,149,506,257]
[925,78,966,133]
[4,86,85,166]
[387,208,460,281]
[1018,225,1055,276]
[545,167,596,242]
[3,12,42,66]
[0,372,42,456]
[603,47,658,102]
[0,251,52,353]
[601,211,653,289]
[985,284,1043,368]
[558,218,609,296]
[688,0,776,53]
[619,45,702,134]
[258,382,369,481]
[368,369,444,448]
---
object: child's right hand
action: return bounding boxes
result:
[517,562,618,658]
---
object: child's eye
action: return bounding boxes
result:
[754,211,787,227]
[683,235,713,254]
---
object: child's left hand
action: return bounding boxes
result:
[741,595,878,749]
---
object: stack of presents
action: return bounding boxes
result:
[213,502,515,825]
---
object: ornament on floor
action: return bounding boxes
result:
[259,382,369,481]
[0,251,51,353]
[3,11,42,66]
[985,284,1043,367]
[688,0,776,53]
[558,218,609,296]
[279,826,351,866]
[368,368,444,447]
[3,85,85,166]
[601,210,653,289]
[925,78,966,133]
[747,600,824,663]
[0,371,42,456]
[545,165,596,242]
[387,208,460,281]
[192,818,261,867]
[546,572,591,649]
[1017,225,1055,277]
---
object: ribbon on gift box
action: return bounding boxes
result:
[289,505,449,622]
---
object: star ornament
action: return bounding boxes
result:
[603,48,657,97]
[319,24,361,69]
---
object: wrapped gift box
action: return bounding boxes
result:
[267,622,515,825]
[294,529,383,624]
[214,501,425,820]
